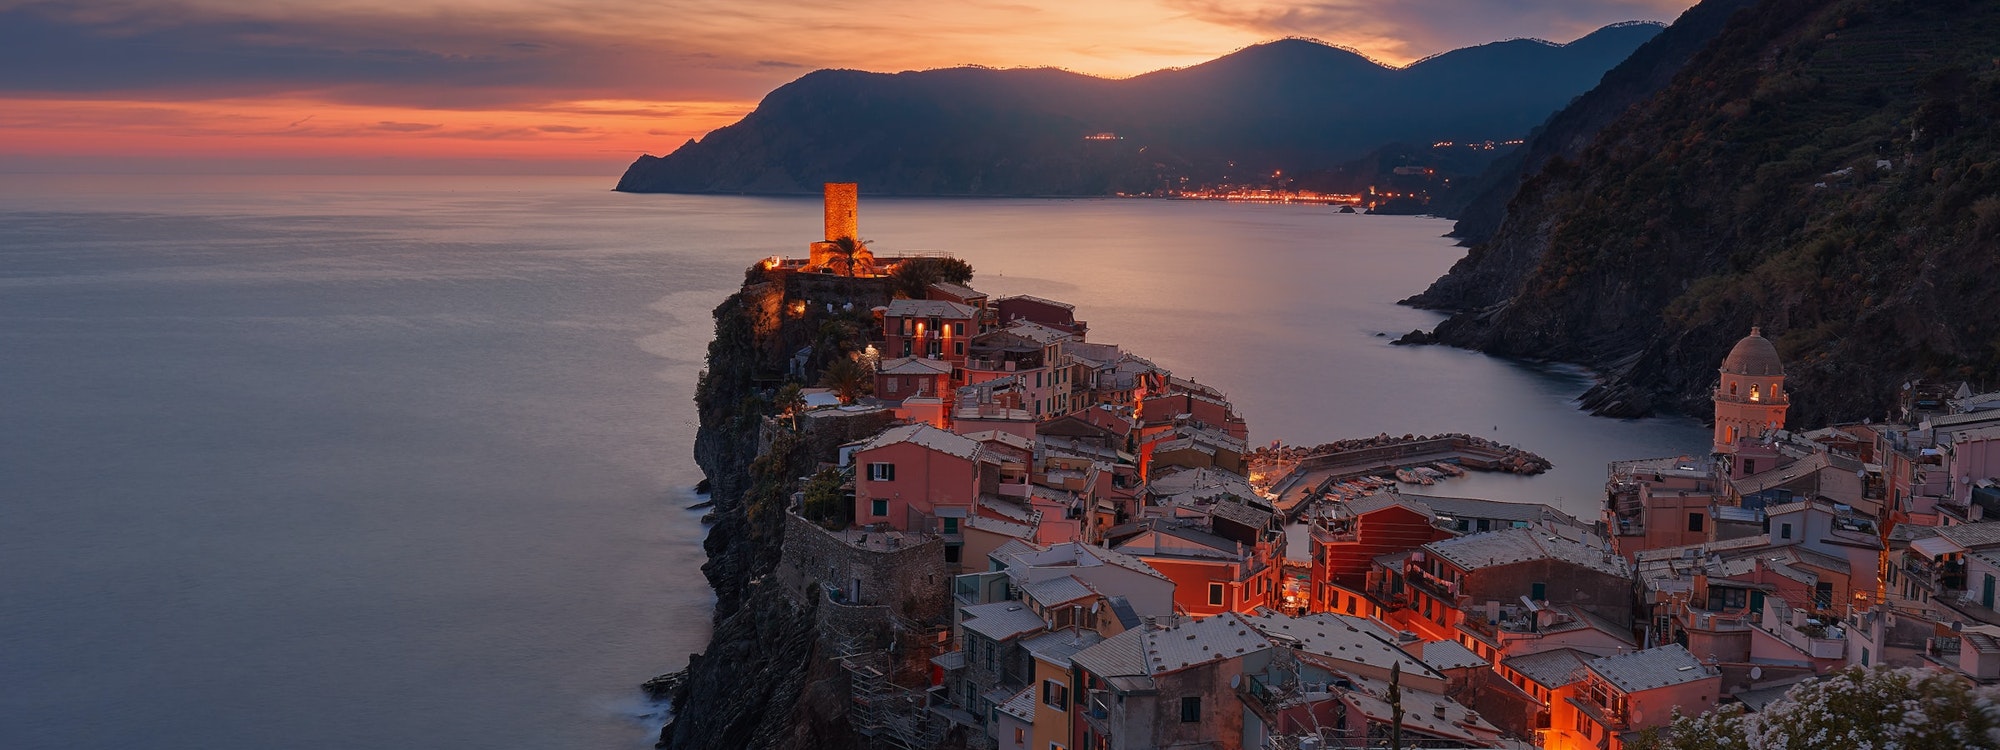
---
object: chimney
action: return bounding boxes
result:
[824,183,858,242]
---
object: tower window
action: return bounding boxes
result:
[1730,382,1738,396]
[1750,385,1761,402]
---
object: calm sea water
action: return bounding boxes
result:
[0,175,1707,749]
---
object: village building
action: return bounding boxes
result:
[1711,327,1790,456]
[1555,645,1720,750]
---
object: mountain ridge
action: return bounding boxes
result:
[616,23,1664,196]
[1410,0,2000,427]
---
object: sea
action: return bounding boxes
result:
[0,175,1708,749]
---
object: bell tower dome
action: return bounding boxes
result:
[1712,327,1789,454]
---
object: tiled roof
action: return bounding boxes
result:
[1240,612,1439,679]
[1070,627,1151,680]
[1503,648,1591,689]
[1135,612,1274,675]
[1426,527,1628,577]
[1419,639,1488,671]
[1020,575,1098,607]
[876,356,954,376]
[996,686,1035,722]
[960,601,1048,642]
[964,515,1036,540]
[1939,522,2000,549]
[1002,321,1071,345]
[1586,644,1712,693]
[884,298,977,319]
[995,294,1074,310]
[997,541,1171,582]
[859,423,982,460]
[927,281,984,299]
[1405,493,1581,527]
[1342,672,1494,742]
[1022,629,1105,667]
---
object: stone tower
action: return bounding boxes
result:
[808,183,867,272]
[1712,327,1788,454]
[823,182,857,242]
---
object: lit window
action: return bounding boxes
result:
[1750,384,1761,402]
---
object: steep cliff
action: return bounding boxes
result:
[657,272,898,750]
[1415,0,2000,427]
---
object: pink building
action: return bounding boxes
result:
[853,423,998,532]
[875,356,953,402]
[882,298,977,366]
[1555,645,1720,750]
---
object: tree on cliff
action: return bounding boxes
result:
[888,257,976,298]
[1628,666,2000,750]
[819,357,872,404]
[773,382,806,430]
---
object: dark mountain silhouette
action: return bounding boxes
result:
[616,24,1663,195]
[1410,0,2000,426]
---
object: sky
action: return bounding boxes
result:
[0,0,1697,174]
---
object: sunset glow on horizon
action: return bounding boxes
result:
[0,0,1694,173]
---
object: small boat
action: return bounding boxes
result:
[1433,462,1466,477]
[1395,468,1422,484]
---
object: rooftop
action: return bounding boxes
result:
[960,601,1049,642]
[1240,611,1440,678]
[1502,648,1592,689]
[1021,628,1105,667]
[1586,644,1714,693]
[927,281,984,300]
[1020,575,1099,607]
[1418,639,1488,671]
[884,298,977,319]
[1426,527,1627,577]
[1721,328,1784,377]
[876,357,954,376]
[858,423,983,460]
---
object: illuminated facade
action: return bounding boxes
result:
[1712,327,1789,455]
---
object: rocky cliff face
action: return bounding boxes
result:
[657,273,897,750]
[1413,0,2000,427]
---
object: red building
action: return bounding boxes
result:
[1307,494,1454,610]
[994,295,1086,339]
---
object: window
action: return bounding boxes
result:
[944,545,962,564]
[942,517,958,534]
[1035,372,1043,388]
[1531,582,1547,601]
[953,322,965,336]
[1815,581,1833,609]
[954,342,965,356]
[1179,696,1201,722]
[1750,384,1761,402]
[1688,512,1705,532]
[1780,522,1793,540]
[870,499,888,517]
[1743,459,1757,474]
[1042,679,1069,711]
[867,463,896,481]
[1208,583,1224,606]
[901,341,912,356]
[1014,727,1024,744]
[886,379,898,394]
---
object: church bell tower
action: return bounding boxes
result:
[1713,327,1789,454]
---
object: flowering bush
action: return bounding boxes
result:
[1631,666,2000,750]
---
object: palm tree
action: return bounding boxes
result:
[826,236,865,277]
[819,357,872,405]
[773,382,806,430]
